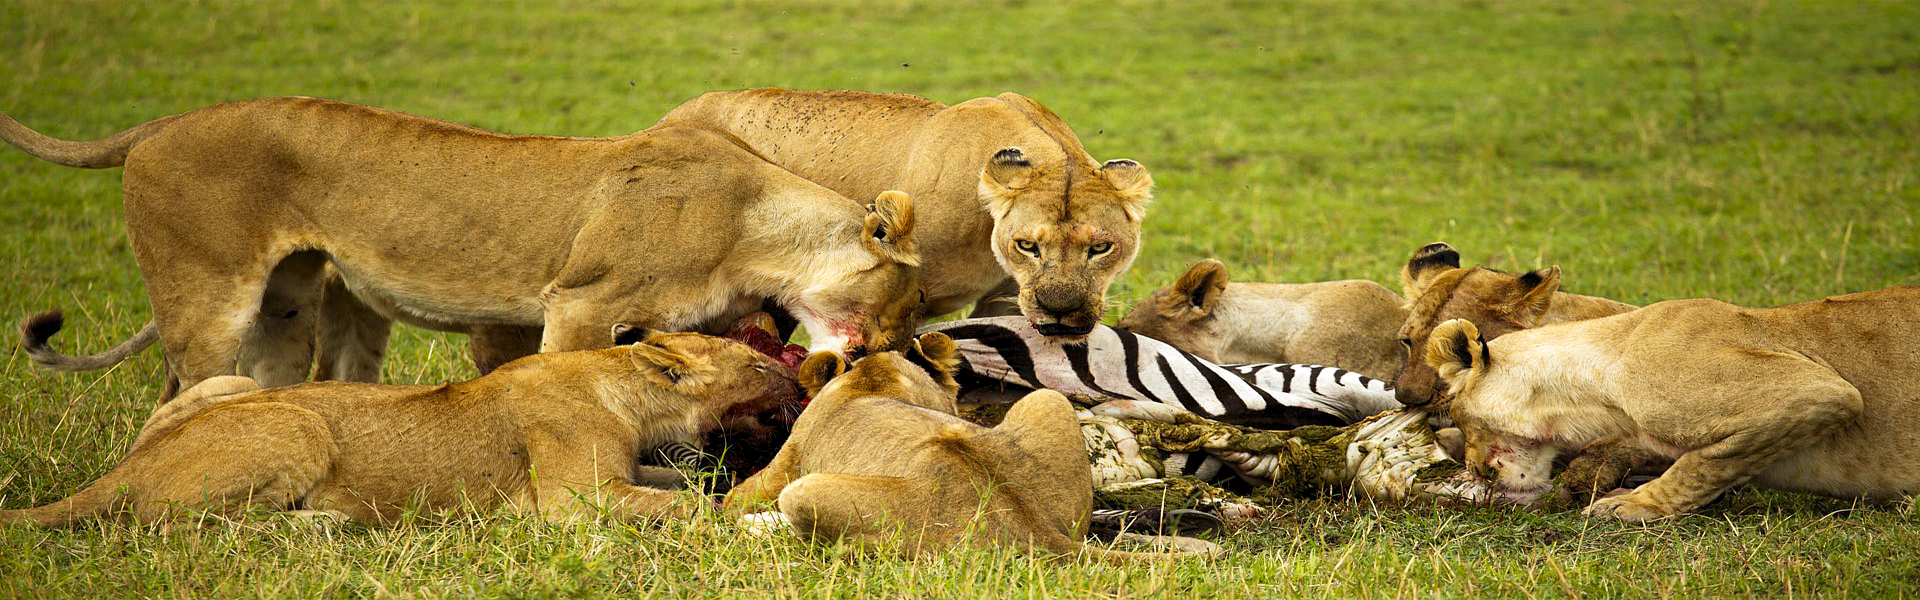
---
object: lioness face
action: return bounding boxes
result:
[1114,259,1230,360]
[1393,244,1559,407]
[795,191,925,356]
[980,148,1153,337]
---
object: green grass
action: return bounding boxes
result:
[2,0,1917,597]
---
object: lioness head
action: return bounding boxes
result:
[1424,318,1557,504]
[1392,242,1562,408]
[796,191,926,356]
[610,325,802,439]
[1113,258,1229,360]
[797,331,962,411]
[980,146,1152,337]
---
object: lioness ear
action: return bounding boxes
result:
[862,191,919,265]
[905,332,961,392]
[797,351,848,397]
[979,147,1034,220]
[610,323,652,346]
[1099,159,1153,221]
[1400,242,1462,300]
[1508,266,1561,326]
[627,340,717,389]
[1169,259,1229,314]
[1425,319,1489,389]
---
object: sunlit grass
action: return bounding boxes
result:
[1,0,1916,597]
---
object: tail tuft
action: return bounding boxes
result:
[20,310,65,352]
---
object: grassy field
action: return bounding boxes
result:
[2,0,1918,597]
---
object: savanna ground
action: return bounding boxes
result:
[2,0,1917,597]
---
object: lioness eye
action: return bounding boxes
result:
[1015,239,1040,256]
[1088,242,1113,257]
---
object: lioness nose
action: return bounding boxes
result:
[1036,290,1084,317]
[1394,386,1429,407]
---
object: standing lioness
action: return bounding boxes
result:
[662,89,1152,335]
[1427,287,1920,521]
[1,98,922,397]
[1,328,798,526]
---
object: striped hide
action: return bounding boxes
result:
[920,317,1403,428]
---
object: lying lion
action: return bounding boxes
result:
[1425,286,1920,521]
[724,333,1201,559]
[662,89,1152,335]
[0,327,797,526]
[1116,258,1408,380]
[0,98,922,399]
[1393,242,1664,494]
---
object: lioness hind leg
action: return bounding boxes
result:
[778,473,949,556]
[126,402,334,522]
[236,252,328,388]
[1587,378,1861,521]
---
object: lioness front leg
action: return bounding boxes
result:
[721,454,800,514]
[525,428,705,522]
[1587,386,1861,521]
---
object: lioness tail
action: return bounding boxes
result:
[19,310,160,372]
[0,110,180,168]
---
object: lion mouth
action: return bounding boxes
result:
[1034,323,1096,337]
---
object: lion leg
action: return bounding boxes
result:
[235,251,327,388]
[523,427,703,522]
[468,324,542,374]
[778,473,949,556]
[721,453,800,514]
[1587,381,1861,522]
[1558,436,1669,497]
[126,402,334,522]
[312,273,391,382]
[966,278,1022,318]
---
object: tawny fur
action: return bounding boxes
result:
[1116,258,1408,380]
[724,334,1186,560]
[1427,287,1920,522]
[0,331,798,527]
[0,98,923,398]
[660,88,1152,333]
[1392,242,1637,408]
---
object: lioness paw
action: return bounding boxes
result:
[1584,492,1674,522]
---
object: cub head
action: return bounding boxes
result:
[979,138,1152,337]
[1114,258,1230,360]
[797,190,926,356]
[1422,318,1554,503]
[611,325,801,439]
[797,332,962,412]
[1392,242,1561,407]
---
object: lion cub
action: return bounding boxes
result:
[1,328,797,527]
[1116,258,1407,380]
[724,333,1124,558]
[1426,286,1920,521]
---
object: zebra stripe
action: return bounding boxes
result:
[922,317,1402,428]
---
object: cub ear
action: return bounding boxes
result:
[610,323,652,346]
[979,147,1034,219]
[1168,258,1229,314]
[1424,319,1489,390]
[1099,158,1153,221]
[1508,266,1561,326]
[1400,242,1462,300]
[627,339,717,389]
[797,351,848,398]
[905,332,961,393]
[862,191,920,265]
